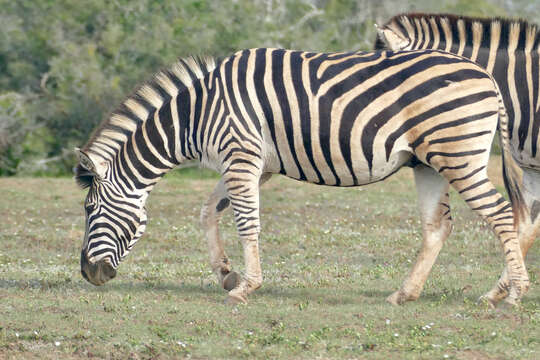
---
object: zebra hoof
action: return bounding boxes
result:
[225,293,247,305]
[477,295,497,309]
[386,291,404,305]
[386,290,417,305]
[503,296,520,308]
[222,271,240,291]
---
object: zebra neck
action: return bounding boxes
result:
[114,85,208,191]
[84,92,200,193]
[83,56,219,191]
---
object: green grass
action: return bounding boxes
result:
[0,158,538,359]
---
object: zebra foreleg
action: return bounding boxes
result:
[387,165,453,305]
[222,167,266,304]
[201,179,238,291]
[201,173,272,292]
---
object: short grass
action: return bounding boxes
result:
[0,158,538,359]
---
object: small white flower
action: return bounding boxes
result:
[15,332,19,338]
[443,355,449,359]
[177,341,186,348]
[33,331,38,336]
[447,341,452,345]
[429,322,434,326]
[385,319,391,325]
[394,333,399,337]
[425,325,431,329]
[491,332,496,336]
[54,341,61,347]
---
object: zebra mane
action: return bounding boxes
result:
[80,56,217,164]
[379,13,540,51]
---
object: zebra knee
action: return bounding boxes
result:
[423,217,452,251]
[201,197,229,227]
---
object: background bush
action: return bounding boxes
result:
[1,0,538,175]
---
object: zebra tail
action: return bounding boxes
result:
[495,86,525,227]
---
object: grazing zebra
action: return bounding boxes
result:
[374,13,538,306]
[75,48,528,305]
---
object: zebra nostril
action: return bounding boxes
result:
[101,261,117,280]
[80,249,92,283]
[81,267,89,281]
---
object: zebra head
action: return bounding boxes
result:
[75,148,148,286]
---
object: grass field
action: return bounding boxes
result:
[0,158,538,359]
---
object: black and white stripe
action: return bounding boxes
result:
[76,48,528,304]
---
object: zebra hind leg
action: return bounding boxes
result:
[387,165,453,305]
[481,225,537,306]
[435,162,529,305]
[201,179,239,291]
[481,167,540,306]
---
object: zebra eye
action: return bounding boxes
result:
[85,202,96,212]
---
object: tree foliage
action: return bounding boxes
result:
[0,0,536,175]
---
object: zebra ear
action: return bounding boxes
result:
[75,148,97,174]
[375,25,409,51]
[74,147,108,180]
[374,24,386,41]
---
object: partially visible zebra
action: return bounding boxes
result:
[374,13,538,306]
[75,48,528,305]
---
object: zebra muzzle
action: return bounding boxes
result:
[81,250,117,286]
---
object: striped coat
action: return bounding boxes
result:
[76,48,528,305]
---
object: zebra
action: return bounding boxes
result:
[374,13,538,306]
[75,48,529,305]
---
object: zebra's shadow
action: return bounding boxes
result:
[2,278,537,306]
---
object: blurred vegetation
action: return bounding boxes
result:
[0,0,538,176]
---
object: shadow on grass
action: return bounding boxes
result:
[256,286,473,306]
[0,278,220,294]
[2,278,537,307]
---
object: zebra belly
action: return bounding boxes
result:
[353,150,413,185]
[264,145,412,187]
